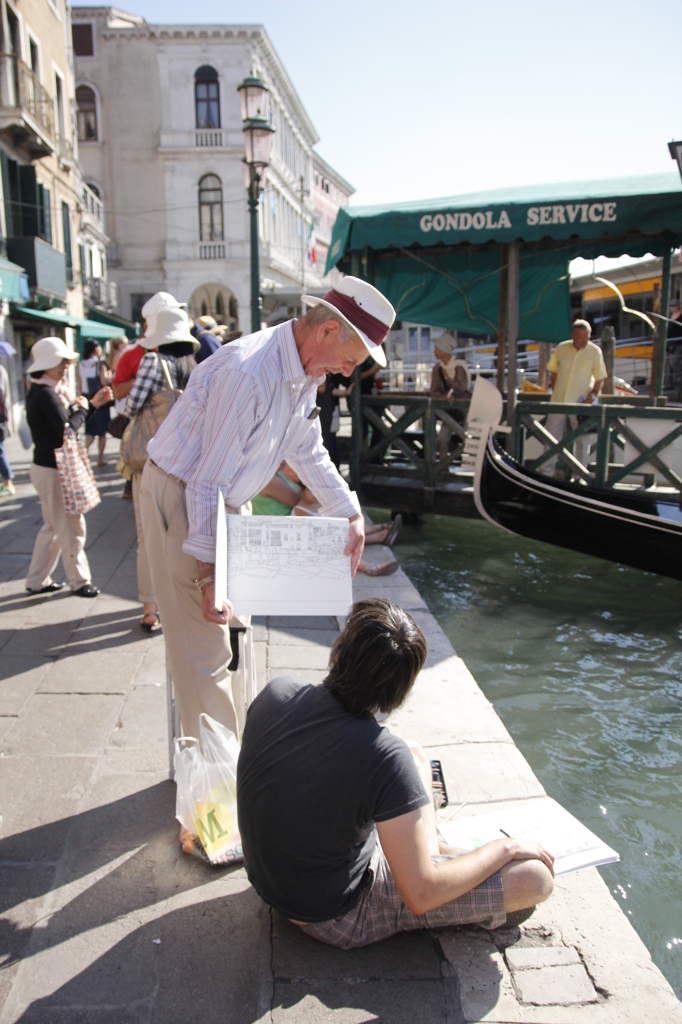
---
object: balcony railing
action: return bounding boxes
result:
[195,129,223,147]
[84,276,117,310]
[199,242,225,260]
[0,54,55,155]
[81,183,104,226]
[57,134,74,164]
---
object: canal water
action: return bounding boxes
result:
[377,510,682,998]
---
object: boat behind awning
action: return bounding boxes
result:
[12,305,124,340]
[0,258,30,302]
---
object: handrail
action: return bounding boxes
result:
[0,53,55,139]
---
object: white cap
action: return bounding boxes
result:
[27,337,78,374]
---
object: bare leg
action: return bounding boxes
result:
[499,859,554,912]
[97,434,107,465]
[85,434,94,449]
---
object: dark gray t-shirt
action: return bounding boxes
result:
[237,676,429,922]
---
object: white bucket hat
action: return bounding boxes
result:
[141,291,186,334]
[27,337,78,374]
[141,308,200,350]
[301,277,395,368]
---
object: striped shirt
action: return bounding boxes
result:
[125,352,182,417]
[147,320,361,562]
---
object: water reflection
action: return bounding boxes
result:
[387,512,682,997]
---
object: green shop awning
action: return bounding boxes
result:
[326,172,682,342]
[13,305,123,340]
[0,258,29,302]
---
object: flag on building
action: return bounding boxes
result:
[307,220,316,265]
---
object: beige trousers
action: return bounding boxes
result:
[132,471,154,604]
[139,460,238,740]
[26,464,92,591]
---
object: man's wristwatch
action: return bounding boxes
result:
[193,574,215,591]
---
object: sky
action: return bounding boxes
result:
[74,0,682,210]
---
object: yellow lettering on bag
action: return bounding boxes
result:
[195,803,235,855]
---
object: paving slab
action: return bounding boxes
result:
[39,647,147,694]
[271,979,447,1023]
[1,694,123,757]
[268,645,330,671]
[0,756,98,862]
[0,658,52,715]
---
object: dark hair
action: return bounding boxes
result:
[323,598,427,717]
[157,348,196,389]
[82,339,100,359]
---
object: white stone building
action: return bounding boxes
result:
[71,8,353,330]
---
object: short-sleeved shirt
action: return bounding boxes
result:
[112,343,145,386]
[237,677,430,922]
[547,340,607,404]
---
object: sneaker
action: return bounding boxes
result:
[2,480,15,495]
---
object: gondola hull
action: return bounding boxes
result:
[477,432,682,581]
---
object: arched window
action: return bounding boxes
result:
[76,85,97,141]
[195,66,220,129]
[215,293,223,319]
[199,174,223,241]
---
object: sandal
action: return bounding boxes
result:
[361,561,399,577]
[384,514,403,547]
[140,613,162,632]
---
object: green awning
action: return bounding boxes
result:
[85,307,139,340]
[326,173,682,342]
[13,305,123,339]
[0,258,29,302]
[327,172,682,266]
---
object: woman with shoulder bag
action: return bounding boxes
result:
[24,337,113,597]
[123,308,198,631]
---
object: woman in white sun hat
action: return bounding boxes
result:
[24,337,113,597]
[124,308,199,632]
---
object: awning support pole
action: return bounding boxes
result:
[652,246,672,398]
[506,240,520,454]
[496,244,509,393]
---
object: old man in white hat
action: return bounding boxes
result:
[140,279,394,809]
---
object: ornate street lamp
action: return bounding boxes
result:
[668,141,682,183]
[238,72,275,332]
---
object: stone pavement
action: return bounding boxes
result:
[1,432,681,1023]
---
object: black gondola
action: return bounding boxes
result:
[464,378,682,582]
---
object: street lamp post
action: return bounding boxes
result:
[238,72,275,333]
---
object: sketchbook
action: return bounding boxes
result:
[214,492,352,616]
[439,798,619,876]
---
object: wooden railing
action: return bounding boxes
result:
[515,396,682,491]
[348,390,682,512]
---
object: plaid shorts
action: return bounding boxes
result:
[296,842,506,949]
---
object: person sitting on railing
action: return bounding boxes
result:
[540,320,606,479]
[429,331,472,461]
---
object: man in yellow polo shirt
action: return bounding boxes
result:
[540,320,606,477]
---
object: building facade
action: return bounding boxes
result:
[0,0,121,416]
[72,8,353,330]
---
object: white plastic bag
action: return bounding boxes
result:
[18,411,32,450]
[174,713,243,865]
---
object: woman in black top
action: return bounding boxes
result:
[24,337,112,597]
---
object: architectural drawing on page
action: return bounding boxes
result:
[218,513,352,616]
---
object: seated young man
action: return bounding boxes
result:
[237,598,554,949]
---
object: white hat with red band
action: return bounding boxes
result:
[301,277,395,368]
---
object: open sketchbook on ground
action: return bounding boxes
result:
[439,798,619,876]
[214,490,352,616]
